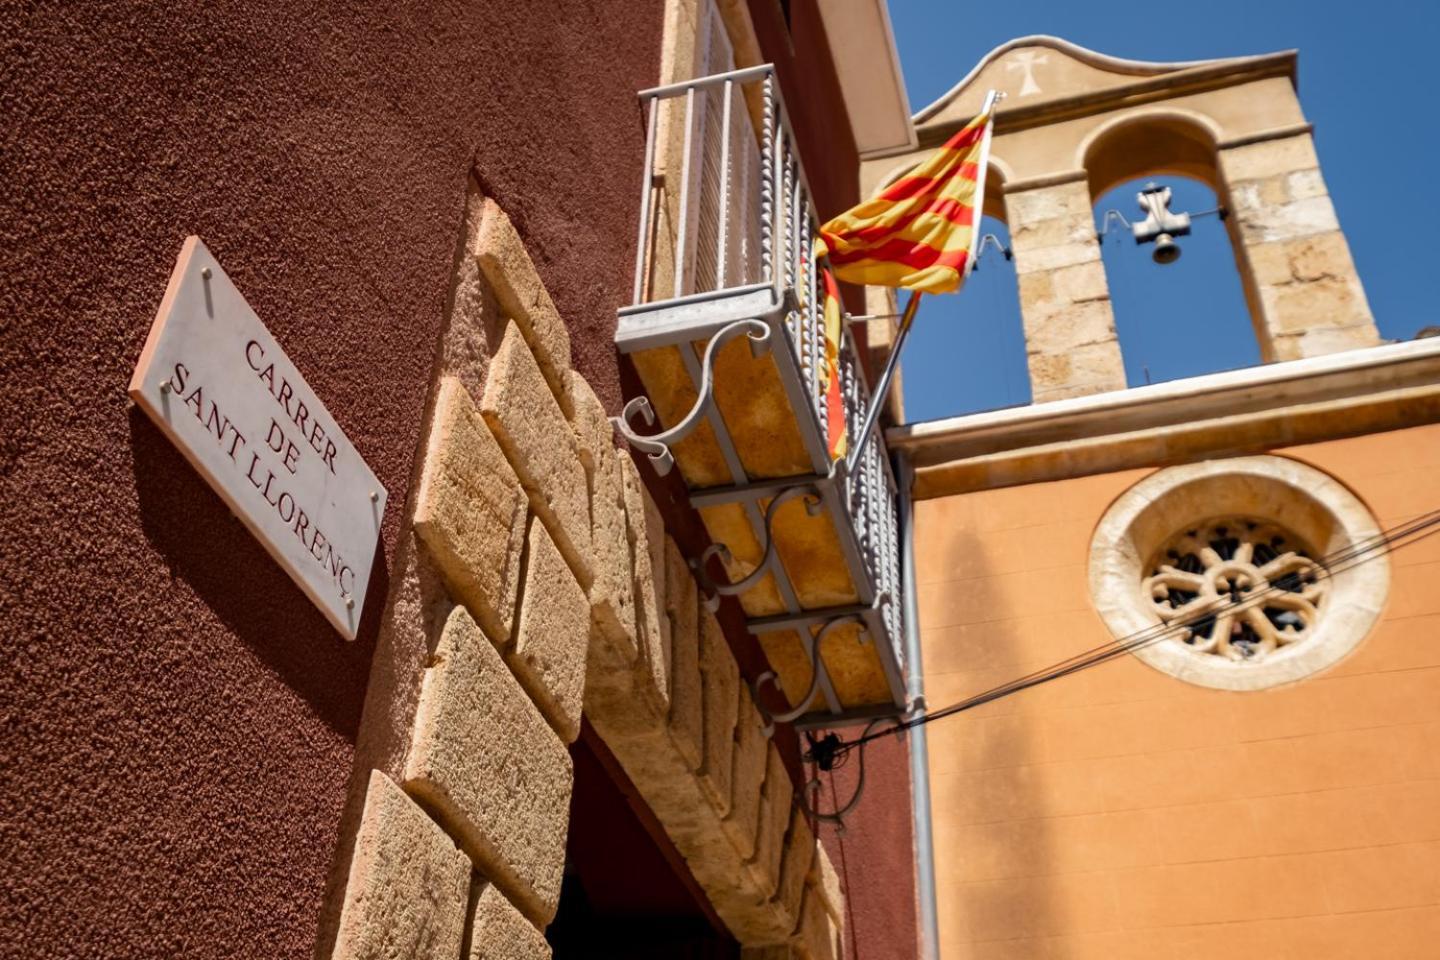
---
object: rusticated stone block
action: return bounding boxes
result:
[509,517,588,743]
[698,607,739,818]
[414,377,528,645]
[569,371,636,660]
[772,806,815,932]
[621,454,669,715]
[810,844,845,932]
[483,321,593,591]
[793,885,836,960]
[467,883,552,960]
[404,606,572,928]
[665,537,704,771]
[749,744,793,898]
[474,198,573,415]
[333,771,470,960]
[722,684,767,861]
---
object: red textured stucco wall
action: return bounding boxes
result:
[0,1,663,956]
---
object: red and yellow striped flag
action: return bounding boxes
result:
[813,107,994,294]
[820,267,847,460]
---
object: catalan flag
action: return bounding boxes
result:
[820,267,847,460]
[813,100,996,460]
[813,106,995,294]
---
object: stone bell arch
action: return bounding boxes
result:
[860,35,1380,403]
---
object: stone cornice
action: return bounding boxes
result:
[888,337,1440,498]
[915,51,1299,149]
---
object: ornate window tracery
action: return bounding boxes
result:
[1144,518,1326,661]
[1088,457,1389,691]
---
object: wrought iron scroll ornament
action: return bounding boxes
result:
[693,483,823,612]
[751,612,859,738]
[610,317,772,476]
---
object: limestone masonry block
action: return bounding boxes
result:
[1274,323,1380,361]
[1048,261,1110,306]
[749,744,793,898]
[1265,276,1370,334]
[1236,194,1340,245]
[474,198,574,415]
[793,885,836,960]
[332,771,470,960]
[665,537,704,771]
[1029,340,1128,403]
[1246,240,1295,287]
[1287,231,1355,283]
[1021,299,1116,355]
[509,517,589,744]
[403,606,572,929]
[773,805,815,932]
[1012,239,1101,276]
[621,454,670,716]
[483,321,593,591]
[1010,213,1093,251]
[1218,134,1320,182]
[414,377,528,645]
[698,607,739,818]
[722,684,768,861]
[467,884,552,960]
[810,845,845,932]
[1287,167,1326,201]
[568,372,636,660]
[582,622,658,741]
[1005,182,1091,225]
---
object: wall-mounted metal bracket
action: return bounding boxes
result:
[751,612,861,737]
[692,483,823,612]
[611,317,772,476]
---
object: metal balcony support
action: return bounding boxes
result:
[693,483,823,611]
[752,612,860,737]
[612,317,772,476]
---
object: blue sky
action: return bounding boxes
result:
[889,0,1438,422]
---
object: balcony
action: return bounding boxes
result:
[613,64,906,729]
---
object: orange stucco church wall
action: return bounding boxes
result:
[913,423,1440,959]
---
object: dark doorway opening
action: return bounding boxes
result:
[546,722,740,959]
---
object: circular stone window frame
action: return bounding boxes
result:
[1089,456,1390,691]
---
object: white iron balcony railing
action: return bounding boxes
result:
[612,64,908,728]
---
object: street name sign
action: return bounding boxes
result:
[129,237,387,639]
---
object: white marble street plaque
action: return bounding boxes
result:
[129,237,387,640]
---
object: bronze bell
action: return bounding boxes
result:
[1152,232,1181,264]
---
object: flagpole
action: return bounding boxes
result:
[845,290,921,473]
[841,88,1001,474]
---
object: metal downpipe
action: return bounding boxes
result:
[898,453,940,959]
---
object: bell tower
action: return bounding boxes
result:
[863,36,1380,403]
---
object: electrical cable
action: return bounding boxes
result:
[804,506,1440,776]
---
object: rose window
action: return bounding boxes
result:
[1144,518,1327,662]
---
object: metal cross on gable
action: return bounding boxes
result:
[1006,51,1047,96]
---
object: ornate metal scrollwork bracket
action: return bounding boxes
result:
[610,317,772,476]
[692,483,822,612]
[751,612,858,739]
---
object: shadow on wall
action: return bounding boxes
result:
[926,517,1065,949]
[128,407,381,741]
